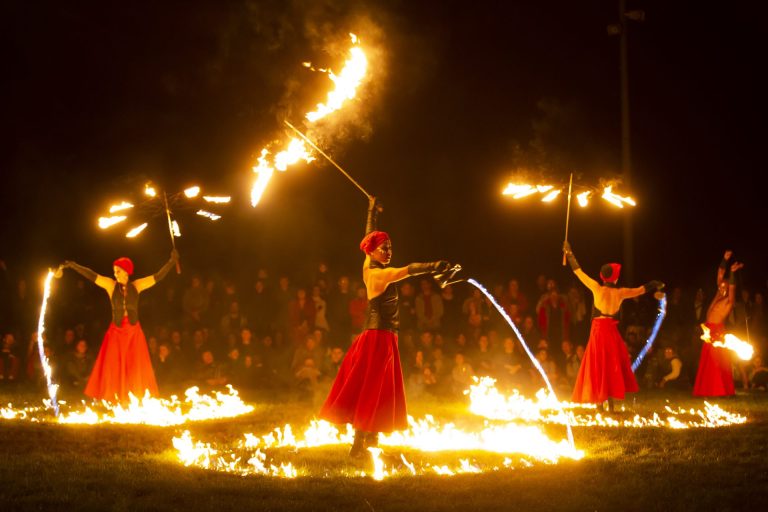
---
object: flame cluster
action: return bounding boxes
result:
[503,181,635,208]
[170,377,746,480]
[250,33,368,206]
[1,386,253,426]
[98,184,230,239]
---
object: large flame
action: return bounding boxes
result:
[35,270,60,415]
[305,34,368,122]
[601,185,636,208]
[98,216,127,229]
[250,34,367,205]
[700,324,754,361]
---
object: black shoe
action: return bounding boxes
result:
[349,432,366,458]
[364,432,379,449]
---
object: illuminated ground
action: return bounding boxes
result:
[1,388,767,511]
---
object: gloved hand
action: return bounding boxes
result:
[644,280,665,293]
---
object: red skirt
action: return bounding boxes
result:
[84,318,159,403]
[693,322,734,397]
[319,329,407,433]
[572,318,638,404]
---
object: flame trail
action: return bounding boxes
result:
[466,278,575,448]
[36,270,60,416]
[632,293,668,371]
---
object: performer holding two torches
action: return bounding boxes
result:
[60,250,179,402]
[693,250,744,397]
[320,197,450,458]
[563,242,664,411]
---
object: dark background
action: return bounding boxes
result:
[3,0,765,291]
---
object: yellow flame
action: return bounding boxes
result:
[502,183,537,199]
[577,191,591,207]
[36,270,59,410]
[203,196,231,204]
[541,189,561,202]
[602,186,636,208]
[109,201,134,213]
[171,220,181,237]
[250,150,274,207]
[184,186,201,198]
[144,184,157,197]
[98,216,127,229]
[536,185,554,193]
[700,324,754,361]
[196,210,221,221]
[274,139,315,171]
[305,34,368,122]
[126,223,148,238]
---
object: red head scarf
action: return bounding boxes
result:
[113,257,134,276]
[600,263,621,284]
[359,231,390,255]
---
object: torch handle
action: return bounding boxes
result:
[163,192,181,274]
[562,173,574,266]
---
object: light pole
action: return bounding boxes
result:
[609,0,644,282]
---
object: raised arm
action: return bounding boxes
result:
[364,196,380,235]
[63,261,114,293]
[563,242,600,294]
[717,250,732,286]
[133,250,179,293]
[726,261,744,308]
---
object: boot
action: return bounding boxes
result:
[349,430,366,458]
[364,432,379,449]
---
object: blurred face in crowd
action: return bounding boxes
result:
[330,347,344,363]
[75,340,88,355]
[202,351,214,365]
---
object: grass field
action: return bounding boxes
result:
[2,387,768,512]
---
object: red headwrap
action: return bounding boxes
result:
[600,263,621,284]
[359,231,390,254]
[113,257,134,276]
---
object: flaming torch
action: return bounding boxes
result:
[250,33,371,205]
[700,324,754,361]
[97,181,230,272]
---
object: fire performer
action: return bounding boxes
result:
[693,250,744,397]
[563,242,663,411]
[61,250,178,402]
[320,197,450,457]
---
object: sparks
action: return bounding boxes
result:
[36,270,60,415]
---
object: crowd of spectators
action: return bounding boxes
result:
[1,258,767,403]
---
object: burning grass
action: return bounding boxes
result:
[1,389,767,511]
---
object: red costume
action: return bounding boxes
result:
[571,317,638,403]
[571,263,639,404]
[71,256,163,403]
[320,229,408,433]
[692,322,734,397]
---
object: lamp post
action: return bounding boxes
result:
[609,0,644,282]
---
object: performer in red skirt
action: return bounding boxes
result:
[693,250,743,397]
[563,242,663,411]
[320,197,449,457]
[62,250,178,402]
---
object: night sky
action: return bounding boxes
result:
[3,0,765,292]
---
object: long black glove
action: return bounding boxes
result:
[154,249,179,282]
[365,196,381,235]
[563,242,580,271]
[643,280,665,293]
[64,261,98,282]
[408,261,450,276]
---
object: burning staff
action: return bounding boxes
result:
[319,196,451,458]
[563,241,664,411]
[98,182,230,270]
[59,250,178,403]
[693,251,747,397]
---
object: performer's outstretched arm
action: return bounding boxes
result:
[63,261,114,293]
[563,243,599,294]
[134,250,179,293]
[364,196,380,235]
[726,261,744,308]
[717,250,731,286]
